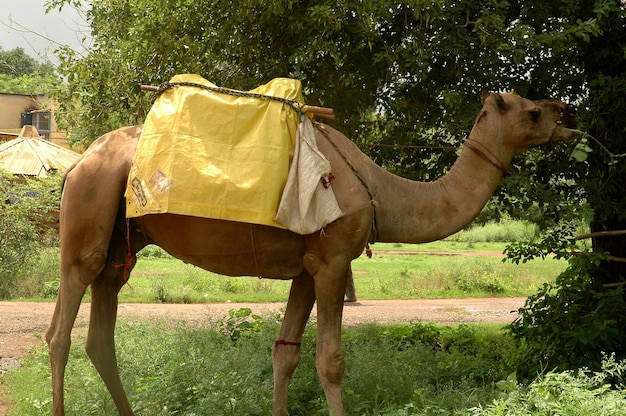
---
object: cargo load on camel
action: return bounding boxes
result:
[126,74,343,234]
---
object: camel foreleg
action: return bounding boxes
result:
[272,273,316,416]
[304,253,349,416]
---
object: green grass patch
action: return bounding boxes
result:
[111,239,566,303]
[5,314,626,415]
[352,244,565,299]
[122,258,293,303]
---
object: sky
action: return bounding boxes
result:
[0,0,90,63]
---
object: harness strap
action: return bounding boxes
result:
[315,123,378,243]
[275,339,302,348]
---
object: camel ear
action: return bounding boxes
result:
[481,92,507,111]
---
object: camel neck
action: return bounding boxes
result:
[372,140,510,244]
[465,139,509,176]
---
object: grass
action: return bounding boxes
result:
[114,240,566,303]
[5,314,626,415]
[10,240,565,303]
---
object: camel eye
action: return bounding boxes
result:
[529,108,541,121]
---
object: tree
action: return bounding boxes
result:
[0,170,62,298]
[507,1,626,374]
[52,0,592,223]
[51,0,626,371]
[0,47,38,76]
[0,47,59,93]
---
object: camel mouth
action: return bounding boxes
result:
[554,126,583,143]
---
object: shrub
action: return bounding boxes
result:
[506,223,626,376]
[471,355,626,416]
[448,218,538,243]
[0,170,61,299]
[137,245,172,259]
[216,307,266,342]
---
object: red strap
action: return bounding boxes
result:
[275,339,302,348]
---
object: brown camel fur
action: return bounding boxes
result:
[46,92,581,415]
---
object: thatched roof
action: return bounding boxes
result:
[0,126,80,177]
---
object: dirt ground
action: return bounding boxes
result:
[0,297,525,414]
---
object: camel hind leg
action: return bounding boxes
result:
[85,225,141,416]
[46,212,116,415]
[46,245,112,416]
[46,136,136,415]
[46,264,91,416]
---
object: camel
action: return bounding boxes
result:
[46,92,581,416]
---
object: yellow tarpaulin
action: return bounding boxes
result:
[126,74,304,228]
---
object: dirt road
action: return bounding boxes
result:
[0,297,525,361]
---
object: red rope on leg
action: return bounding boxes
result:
[275,339,302,348]
[112,219,135,283]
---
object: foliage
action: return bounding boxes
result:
[501,1,626,369]
[0,47,59,93]
[505,222,580,264]
[50,0,589,217]
[505,223,626,374]
[0,47,40,76]
[449,217,539,244]
[8,317,626,415]
[507,251,626,376]
[216,307,267,342]
[470,355,626,416]
[46,0,626,378]
[0,72,60,95]
[115,240,565,303]
[4,318,513,415]
[505,213,626,374]
[0,170,62,299]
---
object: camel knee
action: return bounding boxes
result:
[316,349,345,386]
[47,333,71,371]
[273,344,301,380]
[63,250,107,286]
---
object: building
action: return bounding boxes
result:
[0,92,68,147]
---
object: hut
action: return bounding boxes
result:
[0,125,79,177]
[0,126,80,232]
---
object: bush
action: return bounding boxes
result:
[448,218,539,244]
[508,255,626,376]
[0,170,62,299]
[471,355,626,416]
[137,245,172,259]
[506,223,626,376]
[9,316,626,416]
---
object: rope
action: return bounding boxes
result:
[315,123,378,243]
[156,81,306,115]
[112,219,134,283]
[358,142,459,150]
[275,339,302,347]
[315,124,373,201]
[465,139,509,176]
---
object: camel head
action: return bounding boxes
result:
[476,92,582,154]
